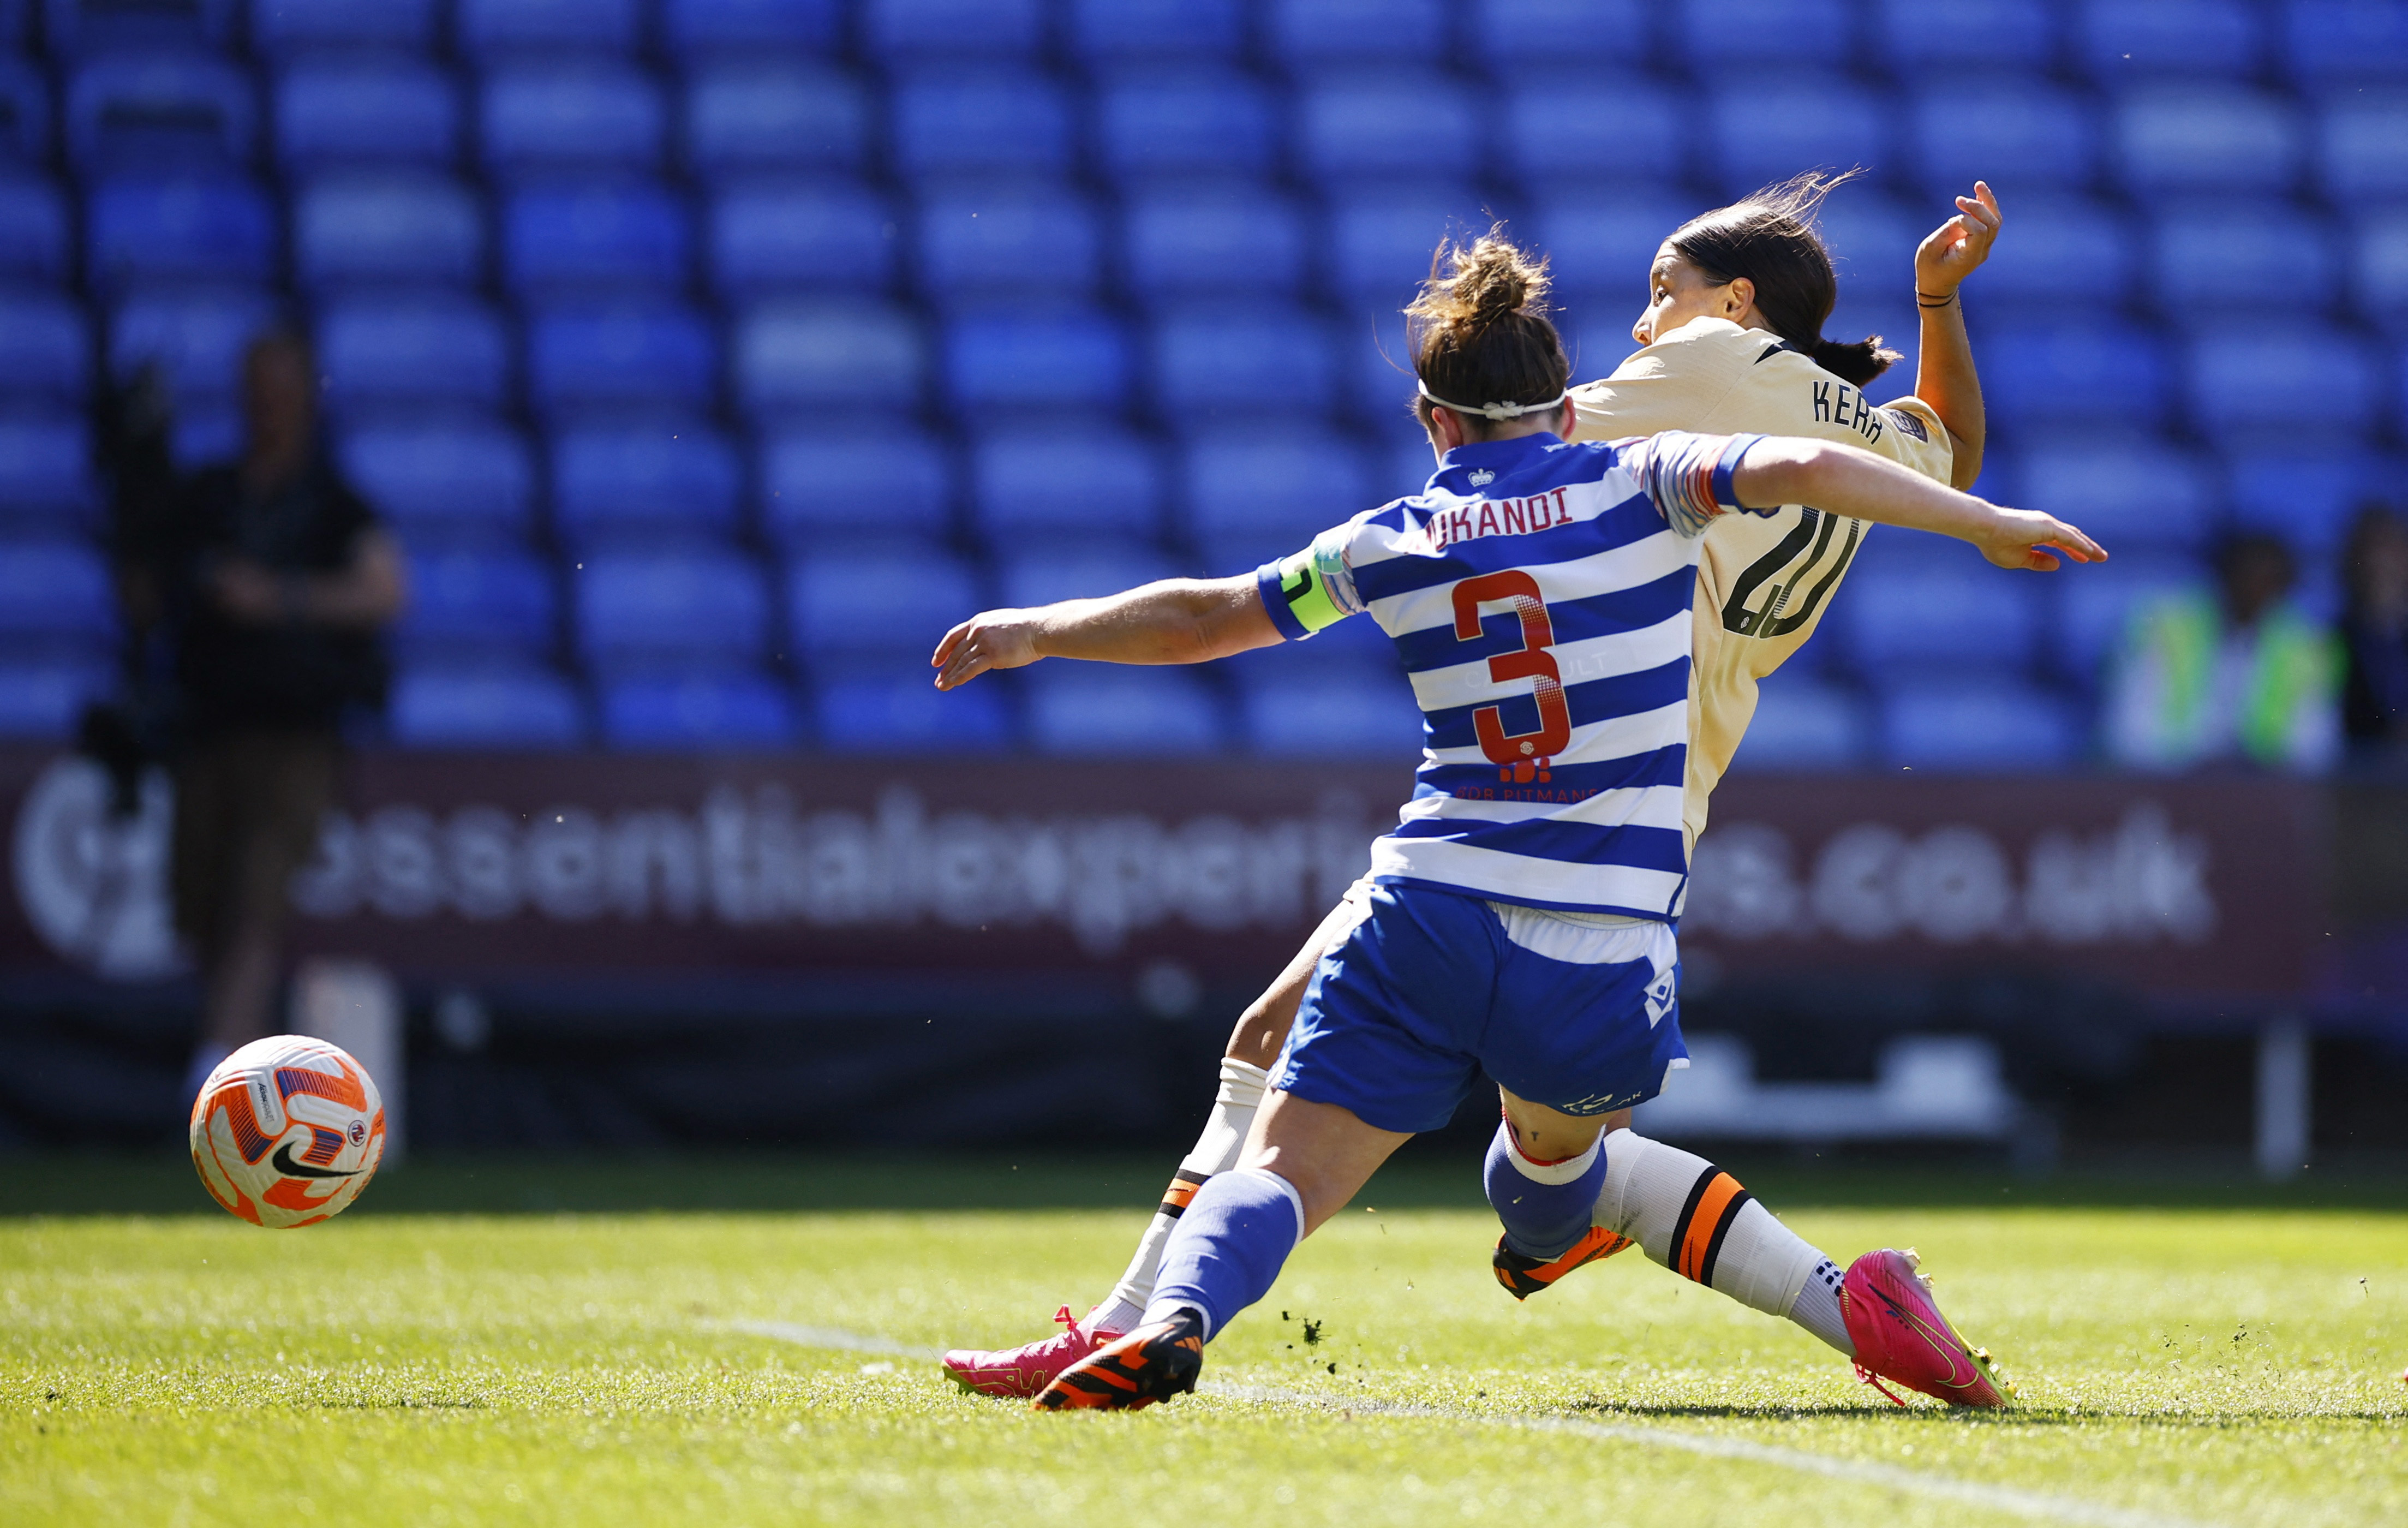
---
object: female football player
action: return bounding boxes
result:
[933,228,2095,1412]
[942,175,2018,1404]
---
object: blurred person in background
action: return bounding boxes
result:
[2104,532,2339,773]
[2339,502,2408,762]
[113,331,407,1098]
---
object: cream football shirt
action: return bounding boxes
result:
[1564,318,1956,850]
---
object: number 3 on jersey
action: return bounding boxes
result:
[1453,571,1570,781]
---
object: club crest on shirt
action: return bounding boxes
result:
[1467,468,1495,487]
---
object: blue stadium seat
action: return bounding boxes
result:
[0,538,114,642]
[501,182,689,294]
[662,0,840,60]
[273,59,458,171]
[602,671,797,749]
[1967,195,2137,308]
[0,658,111,738]
[1150,305,1340,419]
[481,65,664,178]
[972,427,1162,547]
[1705,75,1888,196]
[759,427,954,549]
[46,0,233,56]
[732,302,924,419]
[0,413,93,522]
[342,420,535,544]
[1181,428,1371,572]
[916,183,1103,300]
[2154,201,2337,312]
[396,546,555,660]
[1093,69,1276,185]
[942,309,1132,412]
[862,0,1042,63]
[786,548,980,656]
[317,296,508,414]
[576,548,768,666]
[0,60,50,160]
[1266,0,1451,71]
[1838,561,2045,676]
[457,0,640,59]
[2354,212,2408,321]
[1981,323,2174,428]
[1907,80,2097,199]
[551,425,741,548]
[2186,327,2382,435]
[1471,0,1648,69]
[1325,184,1491,306]
[1875,679,2080,771]
[1296,73,1478,189]
[1724,678,1872,771]
[85,176,274,292]
[2284,0,2408,87]
[1504,75,1687,192]
[2113,86,2304,195]
[1121,184,1308,303]
[1872,0,2056,73]
[1534,187,1695,305]
[1067,0,1245,65]
[2316,94,2408,201]
[814,661,1012,753]
[709,177,893,298]
[108,288,271,408]
[67,53,253,171]
[2049,551,2210,688]
[2018,437,2218,552]
[888,69,1071,181]
[1674,0,1854,74]
[292,175,483,291]
[2225,446,2381,554]
[684,63,866,178]
[389,665,584,748]
[1813,192,1922,289]
[2074,0,2263,80]
[1238,667,1423,760]
[0,293,90,405]
[249,0,437,57]
[525,302,717,419]
[1024,665,1221,756]
[997,547,1179,609]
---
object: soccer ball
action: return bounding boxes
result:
[189,1035,385,1228]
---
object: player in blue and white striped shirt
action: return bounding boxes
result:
[933,234,2101,1412]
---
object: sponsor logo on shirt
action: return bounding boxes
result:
[1881,407,1929,443]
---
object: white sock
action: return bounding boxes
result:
[1595,1128,1854,1358]
[1085,1056,1271,1337]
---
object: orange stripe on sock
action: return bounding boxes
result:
[1678,1173,1744,1284]
[1159,1170,1208,1216]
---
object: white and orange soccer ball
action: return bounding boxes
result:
[188,1035,385,1228]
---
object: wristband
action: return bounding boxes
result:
[1916,290,1958,309]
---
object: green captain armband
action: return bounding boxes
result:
[1256,539,1354,641]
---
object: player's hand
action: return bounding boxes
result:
[932,610,1042,689]
[1914,181,2002,297]
[1973,505,2106,572]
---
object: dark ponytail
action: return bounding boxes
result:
[1406,226,1571,439]
[1668,170,1900,387]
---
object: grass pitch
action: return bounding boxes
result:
[2,1157,2403,1527]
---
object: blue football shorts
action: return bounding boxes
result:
[1275,881,1691,1136]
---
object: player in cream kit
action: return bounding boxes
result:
[942,175,2016,1405]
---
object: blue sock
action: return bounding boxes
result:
[1142,1168,1304,1341]
[1485,1118,1608,1260]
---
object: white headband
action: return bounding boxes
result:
[1418,380,1570,421]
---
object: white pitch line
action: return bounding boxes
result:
[721,1321,2228,1528]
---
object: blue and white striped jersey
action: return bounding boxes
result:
[1256,429,1766,921]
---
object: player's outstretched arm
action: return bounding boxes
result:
[933,574,1281,690]
[1734,437,2106,572]
[1913,180,2000,491]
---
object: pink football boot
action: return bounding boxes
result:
[941,1306,1125,1400]
[1841,1248,2017,1407]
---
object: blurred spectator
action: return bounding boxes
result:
[147,332,407,1095]
[2104,533,2340,774]
[2340,502,2408,761]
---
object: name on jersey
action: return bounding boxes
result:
[1417,487,1575,552]
[1811,378,1887,446]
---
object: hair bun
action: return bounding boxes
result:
[1407,226,1552,329]
[1808,335,1901,388]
